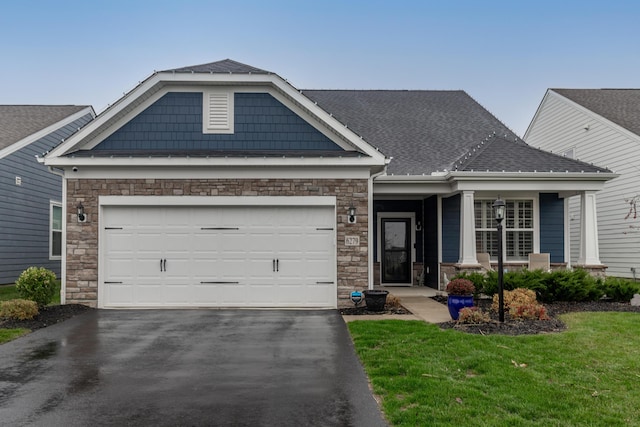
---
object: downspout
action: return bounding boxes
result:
[368,163,389,290]
[41,159,68,304]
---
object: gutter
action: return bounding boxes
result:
[368,163,389,290]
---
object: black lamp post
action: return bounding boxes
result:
[493,197,506,322]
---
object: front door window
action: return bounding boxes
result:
[381,218,411,283]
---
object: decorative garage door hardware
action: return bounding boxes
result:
[316,281,335,284]
[272,259,279,272]
[104,227,123,230]
[160,259,167,272]
[316,227,334,230]
[104,281,123,284]
[200,281,240,284]
[200,227,240,230]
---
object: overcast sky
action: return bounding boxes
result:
[2,0,639,136]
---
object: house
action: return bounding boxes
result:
[525,89,640,279]
[0,105,94,284]
[41,59,615,309]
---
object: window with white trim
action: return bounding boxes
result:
[475,199,534,262]
[202,90,234,134]
[50,202,62,259]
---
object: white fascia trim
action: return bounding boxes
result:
[65,166,371,180]
[0,107,94,160]
[46,72,386,164]
[523,89,552,139]
[46,155,380,168]
[374,182,453,195]
[99,195,336,207]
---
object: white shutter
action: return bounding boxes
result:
[203,90,234,133]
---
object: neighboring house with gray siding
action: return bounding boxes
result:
[525,89,640,279]
[0,106,95,283]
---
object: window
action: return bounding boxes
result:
[475,199,534,262]
[50,202,62,259]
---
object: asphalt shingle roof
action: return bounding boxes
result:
[303,90,608,175]
[553,89,640,137]
[163,59,271,75]
[0,105,88,150]
[458,133,609,173]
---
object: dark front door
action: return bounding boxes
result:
[381,218,411,284]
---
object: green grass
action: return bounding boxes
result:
[348,313,640,426]
[0,281,62,344]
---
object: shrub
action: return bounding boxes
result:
[601,277,640,302]
[541,269,603,302]
[0,299,39,320]
[385,294,402,308]
[446,278,475,296]
[457,307,490,324]
[15,267,58,307]
[492,288,549,320]
[454,272,487,294]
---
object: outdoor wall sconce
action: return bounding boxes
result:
[492,196,505,322]
[77,202,86,223]
[416,221,422,231]
[347,206,357,224]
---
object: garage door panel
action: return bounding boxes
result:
[102,204,336,308]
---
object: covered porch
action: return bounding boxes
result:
[371,173,610,291]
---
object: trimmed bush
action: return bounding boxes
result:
[454,272,487,295]
[15,267,58,307]
[0,299,39,320]
[457,306,490,324]
[541,269,603,302]
[493,288,549,320]
[602,277,640,302]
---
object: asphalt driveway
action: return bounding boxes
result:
[0,310,387,426]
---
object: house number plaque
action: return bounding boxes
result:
[345,236,360,246]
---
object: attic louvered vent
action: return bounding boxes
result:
[203,90,234,134]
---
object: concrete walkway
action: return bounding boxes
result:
[342,286,451,324]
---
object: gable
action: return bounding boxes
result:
[91,92,343,153]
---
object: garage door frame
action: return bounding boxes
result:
[98,196,337,308]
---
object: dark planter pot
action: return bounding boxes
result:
[447,295,474,320]
[363,290,389,312]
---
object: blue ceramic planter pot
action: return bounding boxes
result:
[447,295,474,320]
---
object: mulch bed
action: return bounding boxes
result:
[339,305,412,315]
[0,304,93,331]
[434,295,640,335]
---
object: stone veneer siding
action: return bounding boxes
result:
[66,178,368,308]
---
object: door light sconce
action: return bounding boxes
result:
[416,221,422,231]
[77,202,86,223]
[347,206,357,224]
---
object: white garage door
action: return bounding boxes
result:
[101,205,336,308]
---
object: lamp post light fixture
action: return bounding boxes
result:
[492,197,506,322]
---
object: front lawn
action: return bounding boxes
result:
[348,313,640,426]
[0,281,62,344]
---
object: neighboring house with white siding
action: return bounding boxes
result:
[525,89,640,279]
[0,106,95,284]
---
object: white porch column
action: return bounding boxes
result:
[459,190,478,265]
[577,191,602,265]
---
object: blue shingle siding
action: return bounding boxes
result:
[539,193,565,263]
[0,113,93,283]
[94,92,343,152]
[441,194,461,263]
